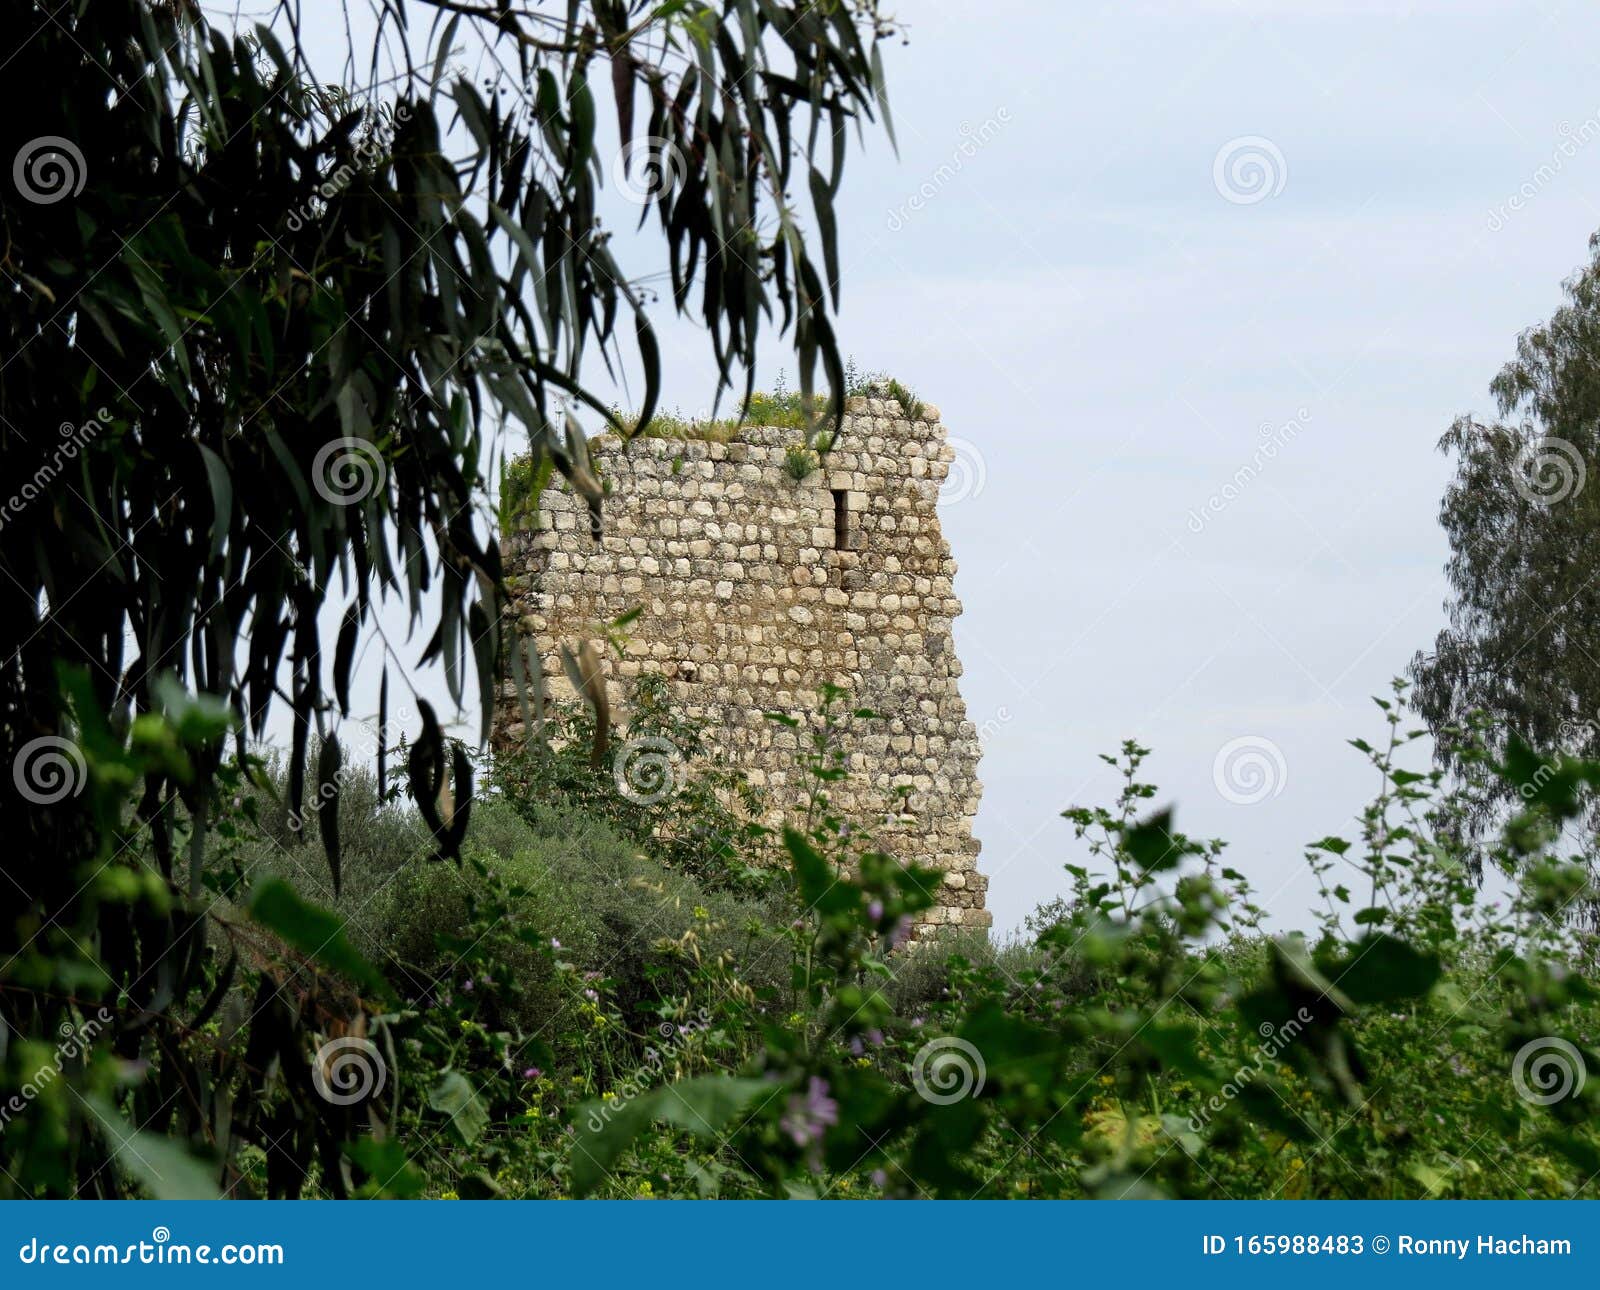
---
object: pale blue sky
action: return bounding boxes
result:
[298,1,1600,935]
[607,0,1600,934]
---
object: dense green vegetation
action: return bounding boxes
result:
[10,0,1600,1205]
[1,0,895,1198]
[157,682,1600,1199]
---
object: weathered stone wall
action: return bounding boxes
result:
[498,394,988,930]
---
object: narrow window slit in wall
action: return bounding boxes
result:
[832,488,851,551]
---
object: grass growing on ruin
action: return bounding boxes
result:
[624,388,808,441]
[620,364,924,442]
[783,443,819,480]
[497,363,924,522]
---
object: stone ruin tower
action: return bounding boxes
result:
[497,393,989,931]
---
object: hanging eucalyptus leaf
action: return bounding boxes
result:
[317,733,343,898]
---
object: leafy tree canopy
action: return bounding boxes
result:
[1415,230,1600,839]
[0,0,892,1195]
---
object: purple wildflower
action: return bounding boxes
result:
[523,1067,543,1081]
[867,899,884,922]
[780,1077,839,1150]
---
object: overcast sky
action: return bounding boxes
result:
[737,0,1600,936]
[296,1,1600,937]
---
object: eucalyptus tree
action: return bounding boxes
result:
[0,0,892,1195]
[1414,232,1600,843]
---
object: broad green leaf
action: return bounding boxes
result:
[1123,808,1181,871]
[348,1137,425,1199]
[249,878,388,998]
[428,1070,489,1147]
[570,1077,771,1196]
[86,1096,219,1200]
[1329,934,1440,1004]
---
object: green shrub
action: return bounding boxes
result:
[884,930,1089,1016]
[379,797,792,1034]
[227,748,430,942]
[492,673,772,894]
